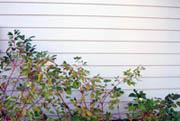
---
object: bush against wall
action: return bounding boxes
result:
[0,30,179,121]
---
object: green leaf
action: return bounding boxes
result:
[72,81,80,88]
[103,79,112,83]
[64,86,72,95]
[129,93,136,97]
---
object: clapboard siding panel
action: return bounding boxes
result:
[1,16,180,30]
[2,41,180,53]
[103,78,180,89]
[89,78,180,89]
[2,51,180,66]
[116,89,180,107]
[131,78,180,89]
[1,3,180,18]
[86,66,180,78]
[52,77,179,89]
[54,54,180,65]
[66,89,180,101]
[0,0,180,7]
[0,28,180,41]
[125,89,180,99]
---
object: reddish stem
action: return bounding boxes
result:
[80,88,88,109]
[97,79,122,109]
[4,61,17,94]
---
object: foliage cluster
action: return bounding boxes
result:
[127,90,180,121]
[0,30,179,121]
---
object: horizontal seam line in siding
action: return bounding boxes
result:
[2,76,180,79]
[1,27,180,32]
[50,52,180,55]
[124,88,180,91]
[1,39,180,43]
[100,76,180,79]
[82,65,180,67]
[0,1,180,9]
[1,52,180,55]
[0,14,180,20]
[4,88,180,91]
[107,76,180,79]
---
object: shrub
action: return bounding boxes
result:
[0,30,143,121]
[127,89,180,121]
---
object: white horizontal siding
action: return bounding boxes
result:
[1,3,180,19]
[2,41,180,53]
[87,66,180,78]
[0,0,180,105]
[1,16,180,30]
[53,54,180,66]
[1,28,180,42]
[1,0,180,8]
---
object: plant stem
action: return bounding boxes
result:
[4,61,17,94]
[97,79,122,108]
[50,102,61,121]
[57,91,72,120]
[100,102,104,121]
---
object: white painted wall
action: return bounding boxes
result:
[0,0,180,116]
